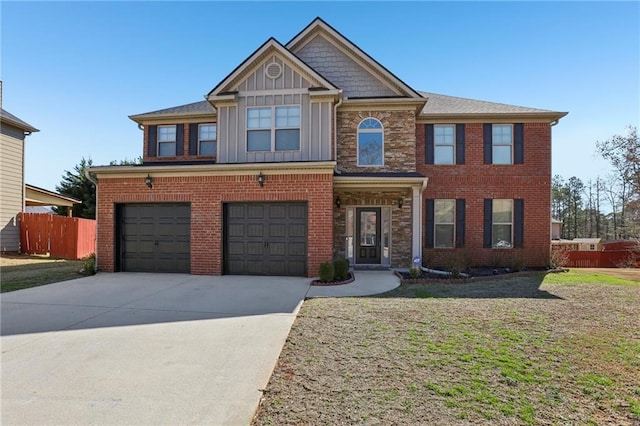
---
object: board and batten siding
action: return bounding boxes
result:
[217,55,333,163]
[0,124,26,251]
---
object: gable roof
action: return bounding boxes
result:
[207,37,338,99]
[418,91,567,120]
[0,108,39,133]
[286,17,423,99]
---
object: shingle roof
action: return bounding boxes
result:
[418,91,561,116]
[129,100,214,121]
[0,108,39,132]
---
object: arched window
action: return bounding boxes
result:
[357,118,383,166]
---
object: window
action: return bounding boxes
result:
[492,199,513,248]
[158,125,176,157]
[434,199,455,248]
[198,124,216,156]
[492,124,513,164]
[434,125,454,164]
[247,106,300,152]
[357,118,383,166]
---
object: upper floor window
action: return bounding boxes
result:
[158,125,176,157]
[492,199,513,248]
[247,106,300,152]
[434,199,455,248]
[357,118,383,166]
[199,124,216,156]
[492,124,513,164]
[434,125,455,164]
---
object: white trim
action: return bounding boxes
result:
[356,117,384,167]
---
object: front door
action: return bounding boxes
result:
[355,208,381,264]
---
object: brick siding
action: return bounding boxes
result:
[96,173,333,277]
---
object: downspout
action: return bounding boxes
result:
[137,124,144,131]
[84,168,98,273]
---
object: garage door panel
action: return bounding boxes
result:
[224,202,307,276]
[118,203,191,273]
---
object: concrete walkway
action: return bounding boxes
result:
[306,270,400,298]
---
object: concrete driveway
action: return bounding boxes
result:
[1,273,311,425]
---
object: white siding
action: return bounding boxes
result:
[0,126,25,251]
[295,35,398,98]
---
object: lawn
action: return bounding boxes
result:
[252,271,640,425]
[0,254,84,292]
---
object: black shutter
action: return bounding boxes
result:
[514,123,524,164]
[455,199,465,248]
[483,199,493,248]
[189,124,198,156]
[456,124,465,165]
[514,198,524,248]
[425,124,434,164]
[426,199,435,248]
[176,124,184,156]
[147,125,157,157]
[483,124,492,164]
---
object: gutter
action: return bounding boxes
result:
[333,92,344,171]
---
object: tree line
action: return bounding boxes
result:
[552,126,638,240]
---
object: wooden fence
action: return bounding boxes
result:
[19,213,96,260]
[553,246,639,268]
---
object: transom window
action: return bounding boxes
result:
[492,125,513,164]
[247,106,300,152]
[434,199,455,248]
[492,199,513,248]
[198,124,216,156]
[434,125,455,164]
[158,125,176,157]
[357,118,383,166]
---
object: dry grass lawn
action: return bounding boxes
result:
[1,254,83,292]
[253,271,640,425]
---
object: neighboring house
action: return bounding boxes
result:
[88,18,567,276]
[25,184,80,215]
[551,218,563,240]
[0,97,39,252]
[571,238,603,251]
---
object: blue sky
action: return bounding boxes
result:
[2,1,638,193]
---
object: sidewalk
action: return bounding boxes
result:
[306,270,400,298]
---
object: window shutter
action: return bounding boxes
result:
[456,124,465,165]
[425,124,434,164]
[147,125,157,157]
[175,124,184,156]
[455,199,465,248]
[514,123,524,164]
[514,198,524,248]
[426,199,435,248]
[189,124,198,155]
[483,199,493,248]
[483,124,492,164]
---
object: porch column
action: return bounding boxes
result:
[411,185,422,262]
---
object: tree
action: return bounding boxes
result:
[53,156,142,219]
[52,157,96,219]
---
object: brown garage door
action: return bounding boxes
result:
[116,203,190,273]
[224,202,307,276]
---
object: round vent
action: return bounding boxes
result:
[265,62,282,79]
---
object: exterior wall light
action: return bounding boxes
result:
[335,196,341,208]
[398,198,404,208]
[145,174,153,189]
[257,172,265,187]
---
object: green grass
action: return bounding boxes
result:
[1,258,84,292]
[542,269,638,286]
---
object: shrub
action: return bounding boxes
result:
[507,251,525,272]
[409,266,422,279]
[333,257,349,280]
[81,253,96,276]
[318,262,335,283]
[550,246,570,268]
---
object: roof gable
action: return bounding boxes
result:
[0,108,39,133]
[207,37,338,99]
[286,17,422,99]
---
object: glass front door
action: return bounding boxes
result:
[355,208,381,264]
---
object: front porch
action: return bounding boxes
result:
[332,173,427,268]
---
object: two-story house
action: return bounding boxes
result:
[88,18,567,277]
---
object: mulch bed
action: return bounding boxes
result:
[311,272,355,286]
